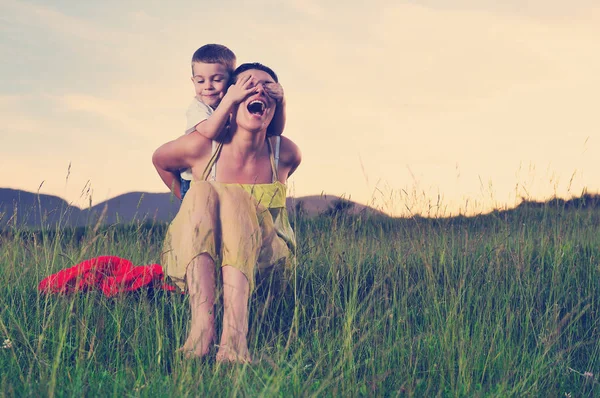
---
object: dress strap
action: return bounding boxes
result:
[201,140,222,181]
[211,140,218,181]
[267,136,280,183]
[274,136,281,171]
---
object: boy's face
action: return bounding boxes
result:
[234,69,277,132]
[191,62,229,108]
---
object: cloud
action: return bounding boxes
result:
[0,94,46,135]
[1,0,599,214]
[399,0,600,19]
[278,3,600,214]
[128,10,158,23]
[55,94,140,131]
[1,0,121,42]
[288,0,325,19]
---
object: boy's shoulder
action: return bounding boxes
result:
[185,96,214,134]
[187,96,213,114]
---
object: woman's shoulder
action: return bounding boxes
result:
[274,136,301,168]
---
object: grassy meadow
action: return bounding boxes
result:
[0,197,599,397]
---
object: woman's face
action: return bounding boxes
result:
[234,69,277,133]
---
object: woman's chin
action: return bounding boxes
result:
[238,120,270,134]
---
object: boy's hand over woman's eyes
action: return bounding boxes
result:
[226,74,258,104]
[264,83,284,103]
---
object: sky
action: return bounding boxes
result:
[1,0,599,216]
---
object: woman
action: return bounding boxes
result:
[152,63,301,363]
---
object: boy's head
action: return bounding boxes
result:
[191,44,236,108]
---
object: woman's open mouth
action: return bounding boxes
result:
[247,100,266,116]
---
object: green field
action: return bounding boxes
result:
[1,198,599,397]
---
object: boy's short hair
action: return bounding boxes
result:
[233,63,279,83]
[191,44,236,74]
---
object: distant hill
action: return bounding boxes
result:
[0,188,384,229]
[3,188,600,230]
[86,192,182,226]
[286,195,387,217]
[0,188,85,228]
[515,193,600,210]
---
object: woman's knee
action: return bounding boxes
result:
[220,187,256,214]
[185,182,219,225]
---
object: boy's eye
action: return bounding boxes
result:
[197,80,204,84]
[214,79,222,83]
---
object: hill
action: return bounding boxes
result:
[0,188,85,228]
[515,193,600,210]
[287,194,387,217]
[86,192,182,225]
[5,187,597,230]
[0,188,384,229]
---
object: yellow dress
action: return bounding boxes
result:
[161,136,295,293]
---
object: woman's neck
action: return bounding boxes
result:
[228,127,268,160]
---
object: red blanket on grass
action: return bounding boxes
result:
[38,256,178,297]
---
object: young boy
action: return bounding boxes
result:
[178,44,286,199]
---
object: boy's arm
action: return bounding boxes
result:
[195,75,258,140]
[194,99,234,140]
[266,83,286,136]
[152,132,210,199]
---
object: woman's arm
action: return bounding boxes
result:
[152,132,211,198]
[278,136,302,181]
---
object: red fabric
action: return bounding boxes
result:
[38,256,178,297]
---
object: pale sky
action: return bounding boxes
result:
[1,0,599,216]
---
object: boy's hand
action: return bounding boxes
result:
[225,75,257,105]
[264,83,284,103]
[265,82,286,137]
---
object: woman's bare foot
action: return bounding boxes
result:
[215,341,251,364]
[179,327,215,358]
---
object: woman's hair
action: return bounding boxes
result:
[232,63,278,83]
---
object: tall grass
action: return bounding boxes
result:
[0,201,599,396]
